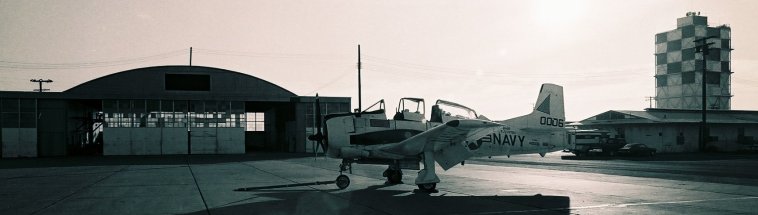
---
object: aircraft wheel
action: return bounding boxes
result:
[417,183,436,192]
[336,175,350,189]
[387,170,402,184]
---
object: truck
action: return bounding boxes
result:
[565,129,626,156]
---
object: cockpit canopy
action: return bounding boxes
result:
[430,100,479,123]
[393,98,425,121]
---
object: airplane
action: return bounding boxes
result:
[308,83,567,192]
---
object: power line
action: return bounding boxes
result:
[363,54,477,74]
[301,65,355,96]
[363,60,648,80]
[192,48,344,61]
[362,54,649,78]
[0,49,187,70]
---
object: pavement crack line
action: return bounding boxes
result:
[237,162,308,188]
[29,165,129,215]
[2,171,123,180]
[187,156,211,215]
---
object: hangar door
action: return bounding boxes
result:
[102,99,245,155]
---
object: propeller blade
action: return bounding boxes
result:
[307,94,328,154]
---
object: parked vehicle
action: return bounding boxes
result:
[617,143,656,156]
[566,129,625,156]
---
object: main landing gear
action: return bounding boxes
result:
[383,162,403,184]
[417,183,437,192]
[415,150,440,193]
[336,160,352,189]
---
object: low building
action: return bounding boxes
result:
[576,108,758,153]
[0,65,350,158]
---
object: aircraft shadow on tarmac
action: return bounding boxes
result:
[182,184,571,215]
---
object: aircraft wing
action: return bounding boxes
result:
[374,119,502,169]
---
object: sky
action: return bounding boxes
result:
[1,0,757,121]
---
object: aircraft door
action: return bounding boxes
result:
[353,117,365,133]
[343,117,355,133]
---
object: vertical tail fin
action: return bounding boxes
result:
[532,83,565,122]
[504,83,565,130]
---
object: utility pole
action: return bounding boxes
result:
[188,47,193,155]
[645,96,655,109]
[30,79,53,92]
[695,36,716,152]
[357,44,362,112]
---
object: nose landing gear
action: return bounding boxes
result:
[336,175,350,189]
[336,160,353,189]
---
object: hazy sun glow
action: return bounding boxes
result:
[1,1,757,120]
[532,0,586,28]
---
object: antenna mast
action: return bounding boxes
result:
[357,44,362,112]
[30,79,53,92]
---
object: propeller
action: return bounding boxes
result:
[308,94,327,155]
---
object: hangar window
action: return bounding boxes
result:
[146,100,160,127]
[165,74,210,91]
[305,102,351,127]
[596,112,628,120]
[103,100,117,127]
[245,112,265,131]
[119,100,133,127]
[132,100,146,127]
[102,100,245,129]
[1,99,36,128]
[709,136,719,142]
[2,99,18,128]
[172,101,189,127]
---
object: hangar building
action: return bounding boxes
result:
[0,65,350,158]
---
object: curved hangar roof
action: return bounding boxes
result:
[65,66,296,101]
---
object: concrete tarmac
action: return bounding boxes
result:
[1,152,757,214]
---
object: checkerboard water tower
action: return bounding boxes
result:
[654,12,732,110]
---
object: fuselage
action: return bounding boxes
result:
[465,123,567,157]
[324,112,568,159]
